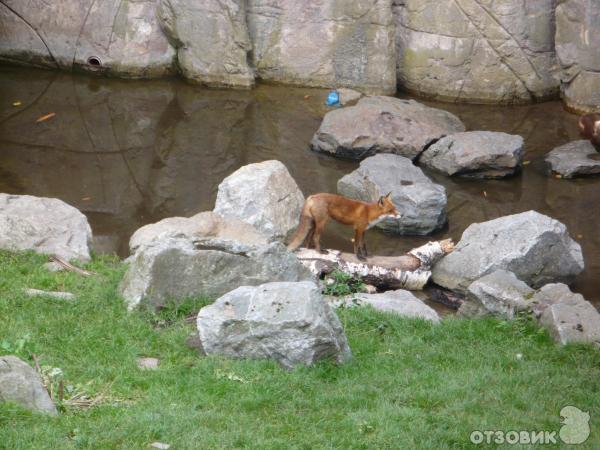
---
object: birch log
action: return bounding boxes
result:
[293,239,454,290]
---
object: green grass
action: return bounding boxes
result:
[0,251,598,449]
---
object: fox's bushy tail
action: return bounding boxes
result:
[287,215,313,252]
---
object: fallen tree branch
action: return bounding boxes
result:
[293,239,454,291]
[49,255,95,277]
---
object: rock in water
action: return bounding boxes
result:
[157,0,254,88]
[0,194,92,262]
[532,284,600,346]
[420,131,524,178]
[213,160,305,242]
[311,96,465,160]
[393,0,559,103]
[545,140,600,178]
[246,0,396,94]
[0,355,57,415]
[556,0,600,113]
[338,154,446,235]
[432,211,584,293]
[460,270,535,319]
[330,290,440,322]
[0,0,175,77]
[197,281,352,369]
[120,232,313,311]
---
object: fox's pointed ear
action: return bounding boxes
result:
[378,196,385,206]
[385,192,392,199]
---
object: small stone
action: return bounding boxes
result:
[43,262,65,273]
[137,357,160,370]
[150,443,170,450]
[24,288,75,301]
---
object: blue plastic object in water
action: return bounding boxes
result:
[326,90,340,106]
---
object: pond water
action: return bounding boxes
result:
[1,66,598,310]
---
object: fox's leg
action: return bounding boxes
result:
[303,226,315,248]
[355,229,367,261]
[312,220,327,254]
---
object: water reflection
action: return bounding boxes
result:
[0,66,597,308]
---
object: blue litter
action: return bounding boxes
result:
[325,90,340,106]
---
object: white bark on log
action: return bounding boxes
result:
[293,239,454,290]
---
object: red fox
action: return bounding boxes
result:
[287,192,401,260]
[579,113,600,146]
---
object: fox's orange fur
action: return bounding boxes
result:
[287,193,400,260]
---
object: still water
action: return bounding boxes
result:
[0,66,598,309]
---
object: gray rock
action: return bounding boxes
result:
[432,211,584,293]
[213,160,305,242]
[197,281,352,369]
[311,96,465,160]
[120,235,313,311]
[0,194,92,262]
[247,0,396,94]
[129,211,268,256]
[0,0,175,78]
[331,290,440,322]
[337,88,364,106]
[0,355,57,415]
[24,289,75,301]
[545,140,600,178]
[420,131,524,178]
[137,357,160,370]
[393,0,559,103]
[532,283,600,346]
[157,0,254,88]
[556,0,600,113]
[460,270,535,319]
[337,154,447,235]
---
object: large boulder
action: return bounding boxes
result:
[197,281,352,369]
[331,290,440,322]
[432,211,584,293]
[459,270,535,319]
[0,0,175,77]
[128,211,267,256]
[555,0,600,113]
[393,0,559,103]
[213,160,305,242]
[419,131,524,178]
[157,0,254,88]
[337,154,447,235]
[532,283,600,346]
[0,355,57,415]
[120,217,313,310]
[545,140,600,178]
[0,194,92,262]
[246,0,396,94]
[310,96,465,160]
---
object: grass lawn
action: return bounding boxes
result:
[0,250,598,449]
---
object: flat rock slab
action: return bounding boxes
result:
[197,281,352,369]
[432,211,584,293]
[460,270,535,319]
[0,194,92,262]
[545,140,600,178]
[137,357,160,370]
[420,131,524,178]
[128,211,268,256]
[311,96,465,161]
[330,289,440,322]
[338,154,446,235]
[213,160,304,242]
[24,289,75,301]
[532,283,600,346]
[0,355,57,415]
